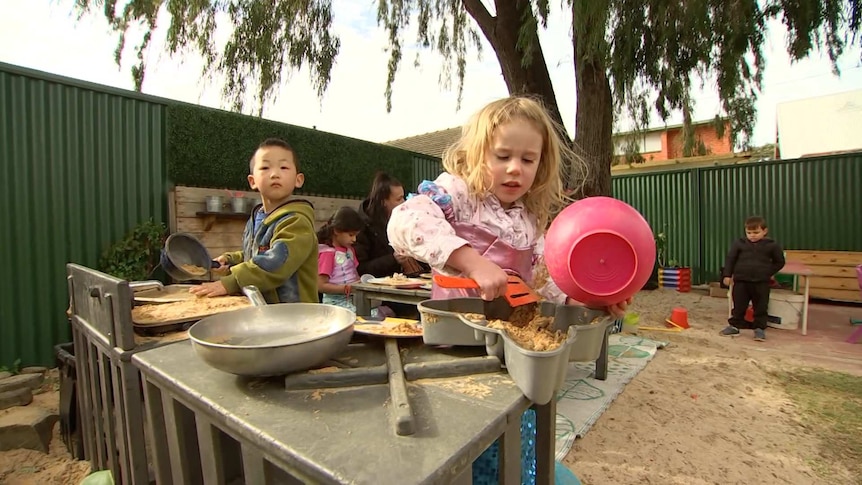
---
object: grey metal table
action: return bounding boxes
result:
[132,341,556,485]
[67,263,187,485]
[351,282,432,317]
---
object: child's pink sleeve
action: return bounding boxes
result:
[532,235,568,304]
[387,174,470,270]
[318,247,335,276]
[350,247,359,268]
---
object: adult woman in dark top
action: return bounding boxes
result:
[355,172,425,277]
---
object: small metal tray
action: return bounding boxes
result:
[133,320,197,336]
[133,284,197,303]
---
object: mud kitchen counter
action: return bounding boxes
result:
[132,339,557,484]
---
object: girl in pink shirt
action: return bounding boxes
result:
[387,96,629,484]
[318,207,392,318]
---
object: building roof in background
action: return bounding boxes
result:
[611,148,776,174]
[383,127,461,159]
[389,118,731,158]
[612,118,729,138]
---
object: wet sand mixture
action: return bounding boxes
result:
[180,263,207,275]
[487,308,564,351]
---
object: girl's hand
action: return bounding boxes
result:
[465,259,509,301]
[189,281,229,298]
[722,277,732,287]
[605,297,632,318]
[566,296,632,318]
[446,246,507,300]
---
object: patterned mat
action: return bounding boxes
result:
[555,334,667,460]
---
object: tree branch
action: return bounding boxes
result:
[461,0,495,36]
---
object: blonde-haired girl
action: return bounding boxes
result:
[388,95,628,483]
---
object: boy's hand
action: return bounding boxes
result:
[211,256,230,274]
[722,277,732,287]
[566,296,632,319]
[189,281,228,298]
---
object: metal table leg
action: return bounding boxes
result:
[534,400,556,484]
[802,277,810,336]
[498,411,522,484]
[594,326,611,381]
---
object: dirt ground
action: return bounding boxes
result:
[1,288,860,484]
[566,288,861,485]
[0,379,91,485]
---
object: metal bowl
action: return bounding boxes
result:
[189,302,356,376]
[162,232,214,281]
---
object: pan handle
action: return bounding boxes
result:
[241,285,268,307]
[129,280,164,293]
[433,274,480,289]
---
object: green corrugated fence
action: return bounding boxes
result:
[613,153,862,284]
[0,64,168,366]
[411,155,444,191]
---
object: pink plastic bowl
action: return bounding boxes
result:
[545,197,656,307]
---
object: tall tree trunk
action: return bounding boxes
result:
[572,56,613,197]
[572,8,614,197]
[462,0,613,198]
[462,0,568,139]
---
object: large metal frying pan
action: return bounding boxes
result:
[188,286,355,376]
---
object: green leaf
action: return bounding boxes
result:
[98,220,167,281]
[72,0,861,195]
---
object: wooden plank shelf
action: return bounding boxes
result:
[195,211,252,231]
[785,250,862,303]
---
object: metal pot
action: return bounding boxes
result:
[188,286,356,376]
[205,195,224,212]
[230,197,248,213]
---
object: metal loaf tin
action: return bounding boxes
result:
[462,301,614,362]
[417,298,487,346]
[544,304,616,362]
[459,311,577,405]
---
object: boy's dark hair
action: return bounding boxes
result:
[745,216,767,230]
[317,206,364,245]
[249,138,300,173]
[366,171,403,226]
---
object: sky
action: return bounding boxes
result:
[1,0,860,147]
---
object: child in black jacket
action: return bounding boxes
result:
[720,216,785,341]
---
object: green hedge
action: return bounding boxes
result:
[166,104,422,198]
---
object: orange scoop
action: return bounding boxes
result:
[433,274,540,324]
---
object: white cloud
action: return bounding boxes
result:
[1,0,859,146]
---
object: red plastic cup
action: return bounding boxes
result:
[666,307,690,329]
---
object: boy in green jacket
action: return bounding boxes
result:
[190,138,318,303]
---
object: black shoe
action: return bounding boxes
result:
[754,328,766,341]
[720,325,740,336]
